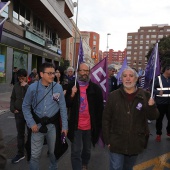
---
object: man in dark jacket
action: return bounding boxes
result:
[154,65,170,142]
[10,69,29,164]
[102,66,159,170]
[65,62,103,170]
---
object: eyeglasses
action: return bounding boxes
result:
[43,72,55,76]
[79,70,90,73]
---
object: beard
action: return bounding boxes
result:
[77,74,90,82]
[123,82,136,89]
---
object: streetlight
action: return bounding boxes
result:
[73,0,79,69]
[107,33,111,52]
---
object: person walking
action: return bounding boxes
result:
[22,62,68,170]
[10,69,29,164]
[154,65,170,142]
[102,66,159,170]
[65,62,103,170]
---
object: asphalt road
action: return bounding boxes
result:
[0,111,170,170]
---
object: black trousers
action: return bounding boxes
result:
[156,104,170,135]
[14,112,30,156]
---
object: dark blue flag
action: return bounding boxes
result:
[144,43,160,89]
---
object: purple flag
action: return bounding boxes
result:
[78,38,84,64]
[116,57,128,85]
[90,57,108,102]
[144,43,160,89]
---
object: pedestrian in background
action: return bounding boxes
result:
[28,68,39,85]
[108,65,117,92]
[10,67,18,86]
[102,67,159,170]
[22,62,68,170]
[154,65,170,142]
[10,69,29,164]
[65,62,103,170]
[63,66,75,91]
[0,129,6,169]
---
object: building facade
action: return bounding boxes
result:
[0,0,74,92]
[127,24,170,70]
[81,31,100,64]
[102,49,126,65]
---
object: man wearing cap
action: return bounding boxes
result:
[154,65,170,142]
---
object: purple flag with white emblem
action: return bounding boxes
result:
[90,57,108,103]
[116,56,128,85]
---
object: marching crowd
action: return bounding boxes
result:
[0,61,170,170]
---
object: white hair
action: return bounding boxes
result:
[121,66,139,78]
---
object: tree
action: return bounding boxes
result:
[145,35,170,69]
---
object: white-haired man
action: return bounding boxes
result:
[103,66,159,170]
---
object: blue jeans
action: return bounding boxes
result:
[109,152,138,170]
[30,124,57,170]
[71,130,91,170]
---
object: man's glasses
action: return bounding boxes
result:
[43,72,55,76]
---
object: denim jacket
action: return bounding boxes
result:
[22,79,68,130]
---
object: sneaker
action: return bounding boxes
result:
[156,135,161,142]
[82,165,88,170]
[167,133,170,138]
[11,155,25,164]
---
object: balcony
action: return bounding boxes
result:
[20,0,74,39]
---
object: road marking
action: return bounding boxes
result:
[134,152,170,170]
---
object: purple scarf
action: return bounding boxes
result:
[78,80,89,86]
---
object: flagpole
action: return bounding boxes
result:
[0,17,8,26]
[0,1,10,15]
[150,42,158,98]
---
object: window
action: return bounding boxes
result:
[135,35,138,39]
[146,35,150,39]
[127,41,132,44]
[167,29,170,32]
[139,51,143,54]
[33,15,44,36]
[127,51,131,54]
[127,46,131,49]
[93,41,96,45]
[140,30,144,32]
[140,41,143,44]
[1,0,8,18]
[158,35,163,38]
[127,57,131,60]
[139,46,143,49]
[151,35,157,38]
[134,52,137,55]
[146,46,149,49]
[13,1,30,27]
[134,41,138,44]
[127,35,132,39]
[140,35,143,39]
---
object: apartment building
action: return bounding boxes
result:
[0,0,74,92]
[103,49,126,65]
[127,24,170,70]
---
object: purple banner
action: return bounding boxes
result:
[90,57,108,102]
[78,37,84,64]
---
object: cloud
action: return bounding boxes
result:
[73,0,170,51]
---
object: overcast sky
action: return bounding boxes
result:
[73,0,170,52]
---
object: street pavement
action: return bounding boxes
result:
[0,92,170,169]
